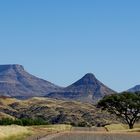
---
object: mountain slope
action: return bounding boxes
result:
[46,73,116,103]
[0,64,61,97]
[127,85,140,92]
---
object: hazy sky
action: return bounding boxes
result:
[0,0,140,92]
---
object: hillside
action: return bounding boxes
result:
[0,64,61,98]
[0,97,117,127]
[46,73,116,103]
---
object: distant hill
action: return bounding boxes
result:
[127,85,140,92]
[0,64,61,98]
[46,73,116,103]
[0,97,117,127]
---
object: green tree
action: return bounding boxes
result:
[98,92,140,129]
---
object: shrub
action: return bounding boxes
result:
[0,118,48,126]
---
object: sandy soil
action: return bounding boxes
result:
[38,131,140,140]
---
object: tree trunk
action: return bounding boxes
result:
[129,123,134,129]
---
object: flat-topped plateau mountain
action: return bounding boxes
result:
[0,64,61,98]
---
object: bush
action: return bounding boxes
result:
[0,118,48,126]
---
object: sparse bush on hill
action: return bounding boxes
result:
[0,97,117,127]
[0,118,48,126]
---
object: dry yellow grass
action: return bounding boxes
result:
[43,124,72,131]
[105,124,127,131]
[0,124,72,140]
[0,97,19,106]
[105,123,140,132]
[30,124,72,133]
[0,125,31,140]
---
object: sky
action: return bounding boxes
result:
[0,0,140,92]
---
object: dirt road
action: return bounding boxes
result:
[39,131,140,140]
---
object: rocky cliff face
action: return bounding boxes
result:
[0,64,61,98]
[46,73,116,103]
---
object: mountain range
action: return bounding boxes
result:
[0,64,139,103]
[128,85,140,93]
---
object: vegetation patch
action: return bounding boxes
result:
[0,118,48,126]
[0,97,117,127]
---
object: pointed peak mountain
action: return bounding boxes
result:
[47,73,116,103]
[83,73,95,77]
[82,73,96,80]
[81,73,96,82]
[69,73,98,86]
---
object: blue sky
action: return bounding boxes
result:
[0,0,140,92]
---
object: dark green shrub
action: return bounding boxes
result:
[0,118,48,126]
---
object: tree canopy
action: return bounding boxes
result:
[98,92,140,129]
